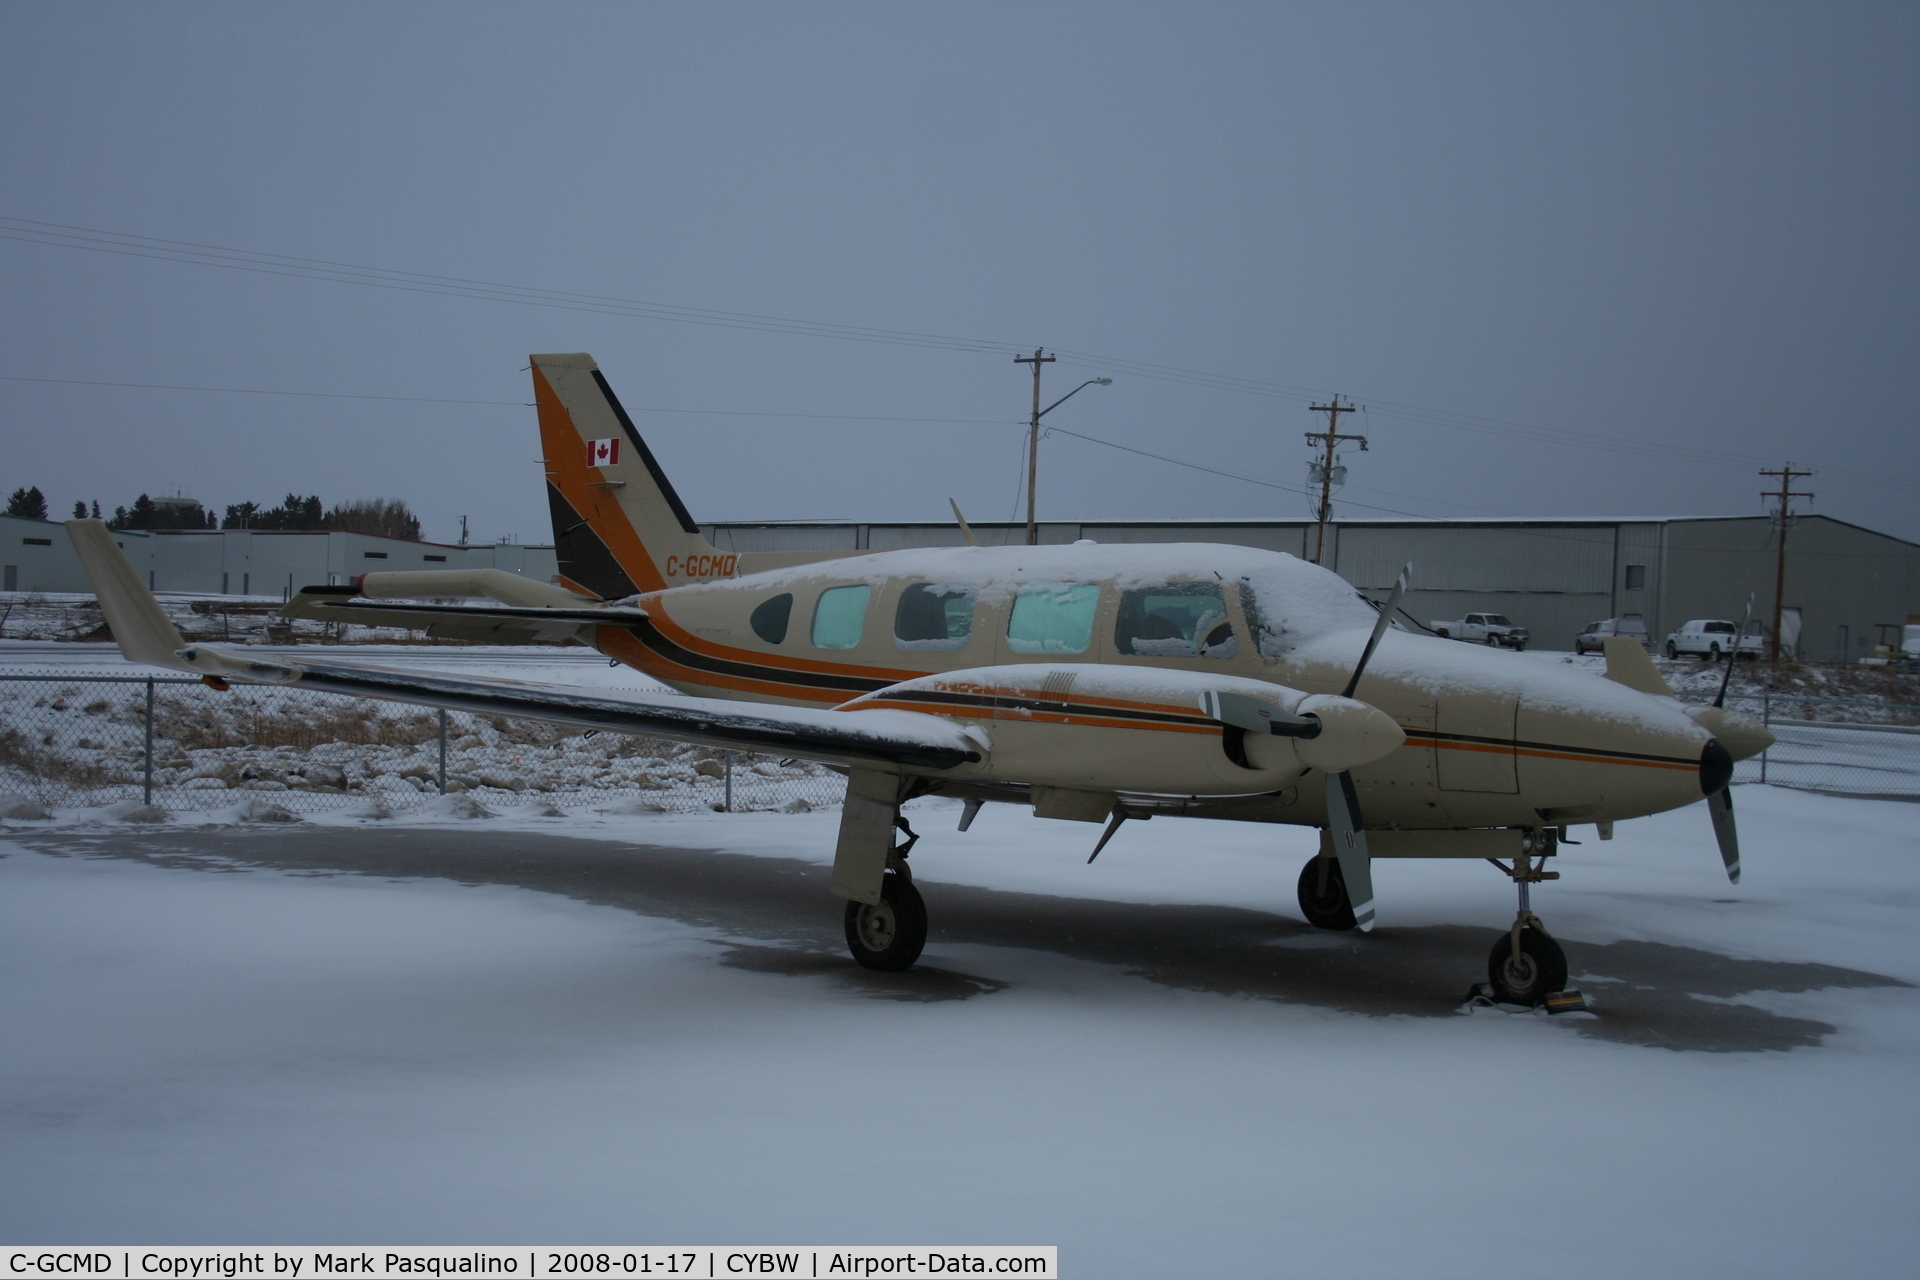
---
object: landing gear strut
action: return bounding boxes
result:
[844,813,928,972]
[1484,834,1569,1006]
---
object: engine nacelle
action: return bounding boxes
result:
[837,663,1403,796]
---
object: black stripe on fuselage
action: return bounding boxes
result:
[616,619,894,695]
[1413,728,1696,768]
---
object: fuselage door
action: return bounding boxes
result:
[1435,695,1519,793]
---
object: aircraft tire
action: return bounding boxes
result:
[844,873,927,972]
[1486,926,1568,1007]
[1296,857,1358,931]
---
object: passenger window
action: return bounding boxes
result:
[1006,583,1099,654]
[811,584,871,649]
[894,583,977,651]
[1115,583,1237,659]
[750,593,793,645]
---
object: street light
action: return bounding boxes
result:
[1016,348,1113,545]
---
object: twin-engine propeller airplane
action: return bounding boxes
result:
[67,353,1774,1006]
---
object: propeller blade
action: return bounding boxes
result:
[1708,787,1740,883]
[1342,563,1411,699]
[1715,593,1755,710]
[1323,770,1376,930]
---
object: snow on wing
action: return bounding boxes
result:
[178,646,982,772]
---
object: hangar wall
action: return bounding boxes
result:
[0,515,557,599]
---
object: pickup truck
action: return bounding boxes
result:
[1430,612,1528,650]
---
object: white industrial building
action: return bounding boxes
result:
[0,515,557,599]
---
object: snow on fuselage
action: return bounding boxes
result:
[589,543,1716,829]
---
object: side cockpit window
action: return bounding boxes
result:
[1115,583,1237,659]
[894,583,977,651]
[750,593,793,645]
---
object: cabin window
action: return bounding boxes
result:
[1624,564,1646,590]
[1006,582,1098,654]
[894,583,977,651]
[1114,583,1237,659]
[811,584,871,649]
[750,593,793,645]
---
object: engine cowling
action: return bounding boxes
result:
[836,663,1404,796]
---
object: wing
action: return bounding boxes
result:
[181,645,981,771]
[64,518,980,773]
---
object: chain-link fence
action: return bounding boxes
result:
[6,672,1918,816]
[1676,692,1920,797]
[0,672,847,815]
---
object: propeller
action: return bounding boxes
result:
[1320,563,1412,931]
[1704,594,1754,884]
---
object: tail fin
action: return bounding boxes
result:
[64,519,192,670]
[532,353,737,597]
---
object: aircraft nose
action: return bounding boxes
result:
[1700,738,1733,796]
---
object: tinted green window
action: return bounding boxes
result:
[811,584,871,649]
[894,583,977,651]
[750,593,793,644]
[1114,583,1236,658]
[1006,582,1099,654]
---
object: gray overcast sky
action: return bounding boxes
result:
[2,1,1915,546]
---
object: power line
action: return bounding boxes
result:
[6,214,1911,497]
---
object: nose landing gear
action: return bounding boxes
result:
[1482,834,1578,1008]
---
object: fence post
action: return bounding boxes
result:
[143,677,155,806]
[1759,692,1771,784]
[438,708,448,795]
[724,749,734,812]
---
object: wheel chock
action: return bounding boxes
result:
[1542,989,1589,1014]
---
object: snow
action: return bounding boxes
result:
[2,784,1917,1273]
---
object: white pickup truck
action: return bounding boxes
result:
[1430,612,1529,650]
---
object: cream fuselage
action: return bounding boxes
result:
[592,543,1717,832]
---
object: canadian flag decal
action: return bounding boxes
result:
[586,438,621,468]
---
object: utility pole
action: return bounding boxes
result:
[1015,349,1056,546]
[1305,395,1365,566]
[1759,464,1814,661]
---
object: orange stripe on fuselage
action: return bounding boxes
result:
[641,599,923,684]
[534,364,666,594]
[854,696,1220,734]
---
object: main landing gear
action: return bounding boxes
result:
[843,813,928,972]
[1484,835,1571,1008]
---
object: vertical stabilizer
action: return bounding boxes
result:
[64,519,192,670]
[532,354,737,598]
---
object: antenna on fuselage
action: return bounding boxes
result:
[948,498,982,548]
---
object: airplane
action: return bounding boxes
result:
[66,352,1774,1007]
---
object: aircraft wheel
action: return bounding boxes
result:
[844,873,927,972]
[1296,857,1357,930]
[1486,926,1568,1007]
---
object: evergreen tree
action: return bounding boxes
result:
[5,486,48,519]
[73,500,87,519]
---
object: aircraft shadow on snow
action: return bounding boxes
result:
[22,828,1909,1054]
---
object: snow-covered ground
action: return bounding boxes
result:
[2,784,1916,1275]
